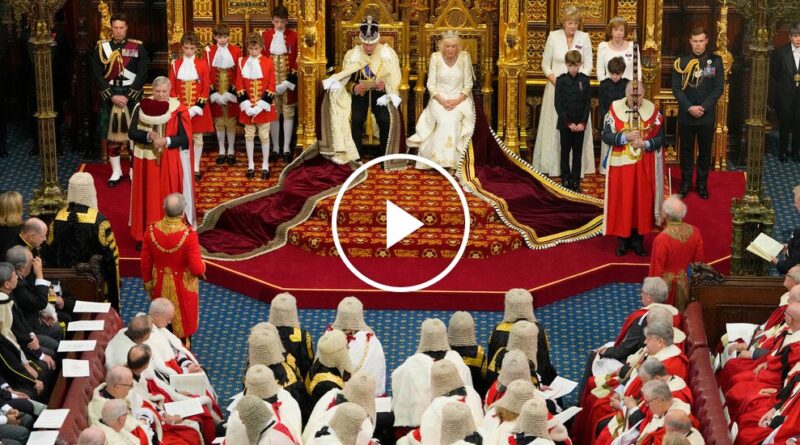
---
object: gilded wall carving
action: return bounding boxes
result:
[589,30,605,50]
[560,0,603,21]
[193,0,213,19]
[526,28,547,74]
[229,26,244,45]
[195,26,215,47]
[526,0,547,23]
[617,0,637,23]
[225,0,271,15]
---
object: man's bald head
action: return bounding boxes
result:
[662,195,688,222]
[664,409,692,434]
[149,298,175,328]
[20,218,47,248]
[101,398,128,431]
[127,343,152,373]
[78,426,107,445]
[786,302,800,329]
[788,285,800,304]
[785,265,800,289]
[105,366,134,399]
[125,314,152,343]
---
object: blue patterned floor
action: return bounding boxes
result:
[1,123,799,409]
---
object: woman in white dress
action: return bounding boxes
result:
[407,31,476,171]
[532,6,595,179]
[596,16,640,173]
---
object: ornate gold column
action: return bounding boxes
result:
[640,0,663,99]
[413,0,430,124]
[713,0,733,170]
[730,0,774,275]
[479,0,496,125]
[10,0,67,217]
[296,0,326,149]
[497,0,525,154]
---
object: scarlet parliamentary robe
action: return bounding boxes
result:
[141,216,206,339]
[649,221,704,307]
[261,28,298,105]
[128,98,192,241]
[602,98,665,238]
[205,44,242,118]
[169,56,214,133]
[235,55,277,125]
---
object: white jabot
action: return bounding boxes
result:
[793,45,800,69]
[212,44,234,69]
[270,30,288,55]
[176,56,199,81]
[242,55,263,79]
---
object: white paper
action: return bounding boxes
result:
[549,406,581,428]
[541,376,579,400]
[57,339,97,352]
[730,421,738,441]
[611,419,643,445]
[33,408,70,429]
[67,319,106,331]
[747,233,785,261]
[726,323,759,345]
[170,373,207,396]
[62,359,90,377]
[26,431,59,445]
[73,300,112,313]
[165,398,204,417]
[212,438,225,444]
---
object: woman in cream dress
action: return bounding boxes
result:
[596,16,640,173]
[407,31,476,171]
[532,6,595,178]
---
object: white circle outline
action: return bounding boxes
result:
[331,154,471,292]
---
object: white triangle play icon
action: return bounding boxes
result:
[386,200,424,249]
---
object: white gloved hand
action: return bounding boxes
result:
[239,100,252,112]
[389,94,402,108]
[375,94,389,106]
[244,106,258,117]
[285,81,296,91]
[209,92,222,105]
[251,105,264,116]
[256,100,272,112]
[275,83,288,95]
[223,92,238,103]
[189,106,204,117]
[322,77,341,91]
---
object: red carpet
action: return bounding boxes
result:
[83,161,742,311]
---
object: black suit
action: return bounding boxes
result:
[771,43,800,160]
[776,228,800,275]
[11,274,62,342]
[672,52,724,189]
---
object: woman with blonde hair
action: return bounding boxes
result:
[0,191,23,255]
[407,30,476,172]
[532,6,595,181]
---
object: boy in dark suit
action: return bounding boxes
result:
[771,23,800,163]
[555,50,591,193]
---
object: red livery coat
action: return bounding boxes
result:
[649,222,704,307]
[235,55,277,125]
[169,57,214,133]
[141,216,206,339]
[205,44,242,118]
[261,28,298,105]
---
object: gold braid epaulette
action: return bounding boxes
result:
[673,57,701,90]
[149,225,191,254]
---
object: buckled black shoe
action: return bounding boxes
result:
[679,183,691,198]
[616,238,629,256]
[246,169,255,179]
[215,155,225,165]
[261,169,270,180]
[779,153,789,163]
[269,152,278,162]
[633,245,648,256]
[195,172,202,182]
[283,152,293,164]
[227,155,236,166]
[697,186,709,200]
[107,178,121,187]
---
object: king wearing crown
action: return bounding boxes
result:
[321,16,404,166]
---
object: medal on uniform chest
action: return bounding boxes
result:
[794,73,800,87]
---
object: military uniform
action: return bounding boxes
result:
[671,51,724,198]
[91,37,149,185]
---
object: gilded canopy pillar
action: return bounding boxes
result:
[296,0,326,149]
[497,0,526,154]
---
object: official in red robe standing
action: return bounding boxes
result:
[170,32,214,182]
[648,195,704,308]
[262,5,298,163]
[602,80,665,257]
[205,23,242,166]
[141,193,206,345]
[128,76,194,242]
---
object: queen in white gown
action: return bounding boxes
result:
[407,32,476,171]
[532,6,595,178]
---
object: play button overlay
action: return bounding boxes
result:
[385,200,424,249]
[331,153,471,293]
